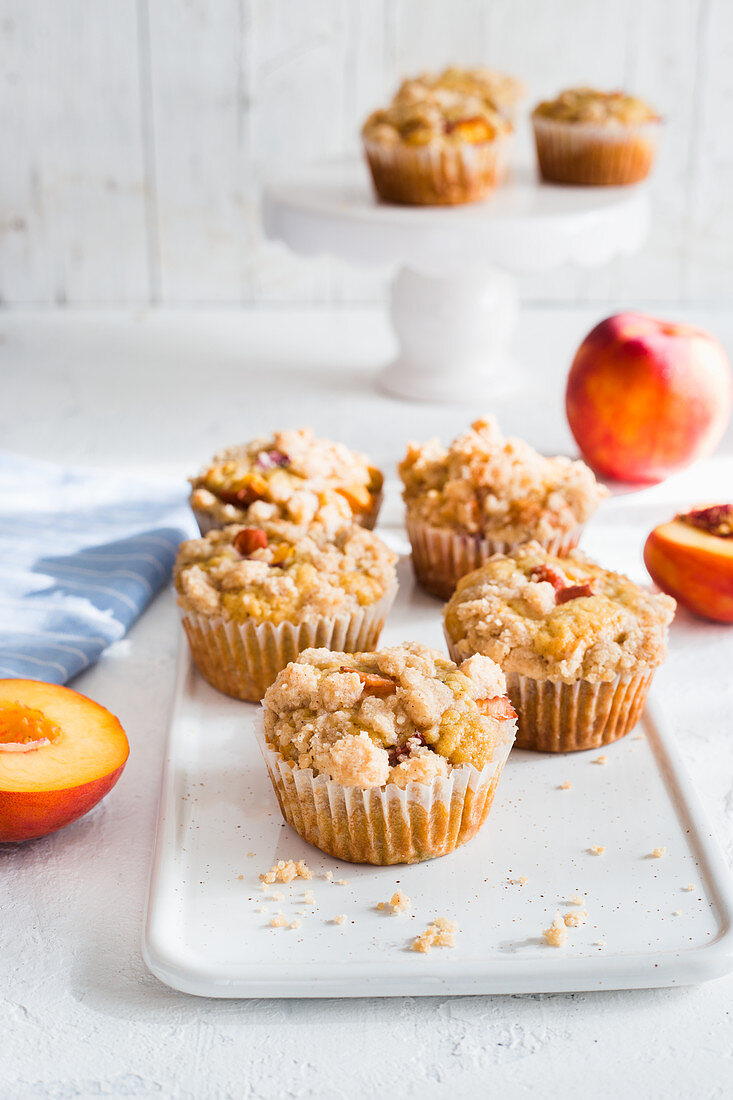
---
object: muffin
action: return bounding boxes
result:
[258,643,516,863]
[189,428,384,535]
[399,417,606,598]
[433,66,526,121]
[444,542,676,752]
[532,87,662,185]
[362,78,511,206]
[175,520,397,702]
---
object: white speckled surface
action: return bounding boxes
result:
[2,308,732,1098]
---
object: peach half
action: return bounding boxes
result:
[0,680,129,842]
[643,505,733,624]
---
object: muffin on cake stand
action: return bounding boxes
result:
[263,162,649,403]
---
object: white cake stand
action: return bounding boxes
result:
[263,162,650,402]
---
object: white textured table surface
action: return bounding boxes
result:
[2,307,732,1099]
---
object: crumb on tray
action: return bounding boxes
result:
[411,918,458,953]
[543,912,567,947]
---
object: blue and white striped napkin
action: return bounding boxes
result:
[0,453,194,684]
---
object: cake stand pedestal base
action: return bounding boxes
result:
[380,265,520,402]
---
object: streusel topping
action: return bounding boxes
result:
[262,643,516,787]
[399,417,605,540]
[431,66,526,112]
[189,428,383,529]
[363,81,510,149]
[444,543,676,682]
[533,87,659,126]
[175,521,397,625]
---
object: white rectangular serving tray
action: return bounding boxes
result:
[144,552,733,998]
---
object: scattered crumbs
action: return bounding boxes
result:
[589,845,605,856]
[564,910,588,928]
[324,871,334,882]
[593,755,608,766]
[237,875,244,881]
[651,847,667,859]
[255,906,267,914]
[269,912,288,929]
[632,735,644,741]
[247,852,255,857]
[271,891,283,902]
[377,890,411,915]
[672,910,682,917]
[507,876,529,886]
[303,891,316,904]
[336,878,349,886]
[594,940,606,949]
[296,909,307,917]
[567,894,585,905]
[332,914,346,925]
[290,920,301,930]
[260,859,313,885]
[559,781,572,790]
[683,884,695,892]
[411,918,458,953]
[542,912,567,948]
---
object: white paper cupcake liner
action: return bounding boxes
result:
[254,718,515,864]
[180,583,397,703]
[406,516,584,600]
[505,669,654,752]
[190,490,383,537]
[363,135,510,206]
[532,116,661,185]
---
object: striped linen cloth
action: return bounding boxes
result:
[0,452,195,684]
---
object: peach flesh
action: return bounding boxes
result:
[0,681,129,843]
[644,516,733,624]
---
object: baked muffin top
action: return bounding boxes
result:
[362,81,510,149]
[432,66,526,112]
[399,417,606,541]
[175,521,397,625]
[444,543,676,682]
[189,428,383,529]
[263,643,516,787]
[533,87,660,126]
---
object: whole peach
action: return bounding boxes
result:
[566,313,732,483]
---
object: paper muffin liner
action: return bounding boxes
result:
[190,489,383,537]
[504,669,653,752]
[180,583,397,703]
[406,515,584,600]
[532,116,661,185]
[254,718,515,865]
[363,136,509,206]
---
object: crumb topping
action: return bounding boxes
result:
[445,542,675,682]
[175,519,396,624]
[563,910,588,928]
[260,859,313,885]
[263,643,517,786]
[378,890,411,914]
[533,87,660,125]
[363,80,510,149]
[431,66,525,111]
[190,427,382,529]
[411,917,458,953]
[543,912,567,947]
[399,417,605,541]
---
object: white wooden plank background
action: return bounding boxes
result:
[0,0,731,307]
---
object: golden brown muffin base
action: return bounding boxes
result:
[532,117,660,186]
[505,670,653,752]
[406,515,584,600]
[256,725,513,864]
[363,137,507,206]
[180,583,396,702]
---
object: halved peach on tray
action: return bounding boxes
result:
[0,680,129,842]
[644,505,733,624]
